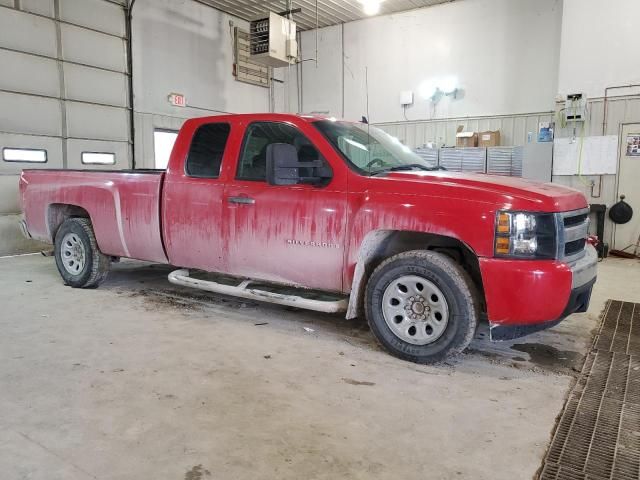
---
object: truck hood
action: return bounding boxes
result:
[377,170,587,212]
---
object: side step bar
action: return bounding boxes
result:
[168,269,348,314]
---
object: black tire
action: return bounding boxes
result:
[365,250,478,364]
[54,218,110,288]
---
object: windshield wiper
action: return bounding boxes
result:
[370,164,444,176]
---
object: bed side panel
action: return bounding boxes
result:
[21,170,167,263]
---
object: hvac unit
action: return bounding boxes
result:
[250,12,298,67]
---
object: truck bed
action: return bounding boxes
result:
[20,169,168,264]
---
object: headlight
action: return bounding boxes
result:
[494,211,556,259]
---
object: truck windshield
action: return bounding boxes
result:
[314,120,440,175]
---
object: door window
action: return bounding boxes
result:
[237,122,322,181]
[185,123,231,178]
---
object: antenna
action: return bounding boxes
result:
[365,66,372,171]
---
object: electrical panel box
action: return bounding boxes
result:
[250,12,298,68]
[564,93,587,123]
[519,142,553,182]
[400,91,414,106]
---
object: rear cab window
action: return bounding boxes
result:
[185,123,231,178]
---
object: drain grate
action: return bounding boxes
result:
[595,301,640,355]
[539,300,640,480]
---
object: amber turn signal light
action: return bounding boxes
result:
[495,237,510,255]
[496,212,510,234]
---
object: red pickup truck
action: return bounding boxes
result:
[19,113,597,363]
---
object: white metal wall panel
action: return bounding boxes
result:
[20,0,55,17]
[0,176,23,215]
[0,7,57,57]
[66,139,130,170]
[0,92,62,136]
[0,0,130,255]
[64,63,128,107]
[66,102,129,142]
[0,49,60,97]
[61,23,127,72]
[0,133,64,173]
[60,0,126,37]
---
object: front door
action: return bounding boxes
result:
[224,121,347,292]
[614,123,640,251]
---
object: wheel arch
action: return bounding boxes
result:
[47,203,91,242]
[346,230,485,319]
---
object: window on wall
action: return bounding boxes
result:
[153,130,179,169]
[3,148,47,163]
[185,123,231,178]
[81,152,115,165]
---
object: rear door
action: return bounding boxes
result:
[223,120,348,292]
[162,121,234,271]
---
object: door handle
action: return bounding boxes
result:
[228,196,256,205]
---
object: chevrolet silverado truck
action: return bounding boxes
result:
[19,113,598,363]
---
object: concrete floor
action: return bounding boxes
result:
[1,255,639,480]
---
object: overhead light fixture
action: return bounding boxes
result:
[440,75,459,95]
[359,0,383,16]
[418,80,438,100]
[418,76,460,102]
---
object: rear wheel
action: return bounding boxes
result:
[365,250,478,364]
[54,218,110,288]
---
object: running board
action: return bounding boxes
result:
[167,269,348,314]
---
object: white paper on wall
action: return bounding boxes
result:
[553,135,619,175]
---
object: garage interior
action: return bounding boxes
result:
[1,1,640,479]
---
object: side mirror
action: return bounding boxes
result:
[266,143,332,186]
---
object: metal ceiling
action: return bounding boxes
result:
[197,0,457,31]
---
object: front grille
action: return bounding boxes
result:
[564,213,588,228]
[557,208,589,261]
[565,238,586,256]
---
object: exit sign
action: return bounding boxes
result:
[168,93,186,107]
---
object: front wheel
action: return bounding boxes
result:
[54,218,111,288]
[365,250,478,364]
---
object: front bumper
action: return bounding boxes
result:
[479,245,598,340]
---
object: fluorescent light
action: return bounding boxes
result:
[3,148,47,163]
[81,152,115,165]
[360,0,382,15]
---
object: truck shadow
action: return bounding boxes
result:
[101,260,590,376]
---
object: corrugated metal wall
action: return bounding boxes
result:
[375,112,555,148]
[376,95,640,246]
[0,0,130,255]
